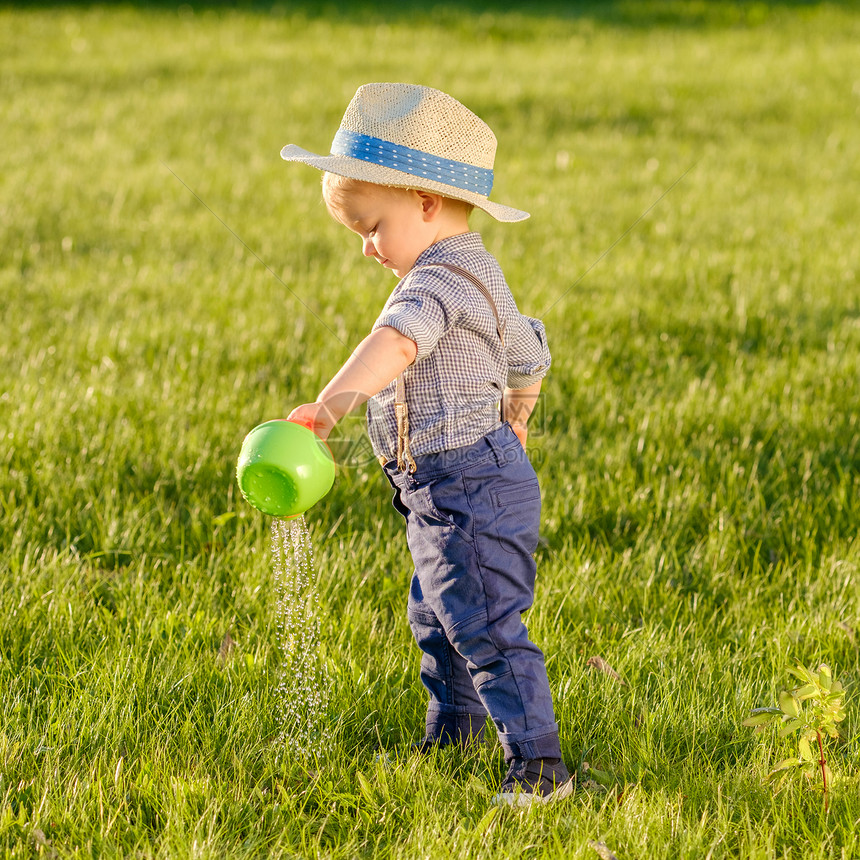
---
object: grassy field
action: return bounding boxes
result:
[2,1,860,857]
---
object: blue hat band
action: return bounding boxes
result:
[331,129,494,197]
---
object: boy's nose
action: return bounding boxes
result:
[362,237,376,258]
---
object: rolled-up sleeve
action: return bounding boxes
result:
[373,274,458,361]
[506,316,551,389]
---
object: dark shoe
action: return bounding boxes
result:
[492,757,574,806]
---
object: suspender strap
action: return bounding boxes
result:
[393,263,506,473]
[394,372,417,473]
[427,263,506,346]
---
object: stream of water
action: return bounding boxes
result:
[270,515,331,759]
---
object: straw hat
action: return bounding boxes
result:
[280,83,529,223]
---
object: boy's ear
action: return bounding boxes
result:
[415,190,444,220]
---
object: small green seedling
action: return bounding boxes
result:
[743,663,846,809]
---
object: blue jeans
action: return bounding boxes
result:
[383,423,562,762]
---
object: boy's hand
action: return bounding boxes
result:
[510,421,528,449]
[288,327,416,442]
[287,401,339,440]
[503,380,542,450]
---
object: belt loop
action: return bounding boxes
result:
[486,428,505,467]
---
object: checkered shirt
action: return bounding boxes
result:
[367,232,551,460]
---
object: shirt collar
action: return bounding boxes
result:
[411,232,485,268]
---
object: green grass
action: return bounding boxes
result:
[2,1,860,856]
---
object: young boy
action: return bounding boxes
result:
[282,83,571,804]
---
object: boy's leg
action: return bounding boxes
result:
[402,432,564,763]
[385,467,486,747]
[408,589,488,747]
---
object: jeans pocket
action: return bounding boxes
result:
[390,487,410,521]
[495,482,541,508]
[406,483,474,543]
[492,479,541,555]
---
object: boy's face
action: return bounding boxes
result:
[327,184,440,278]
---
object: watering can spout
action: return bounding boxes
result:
[236,419,336,518]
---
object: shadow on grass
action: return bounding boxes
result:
[3,0,858,28]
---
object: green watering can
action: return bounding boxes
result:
[236,419,335,518]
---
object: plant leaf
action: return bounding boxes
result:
[769,758,800,774]
[587,767,615,787]
[793,683,818,701]
[779,690,800,718]
[473,806,499,835]
[778,718,804,737]
[212,512,237,527]
[787,665,816,685]
[798,737,814,761]
[743,711,781,727]
[356,770,375,803]
[773,771,791,793]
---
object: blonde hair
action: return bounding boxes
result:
[321,172,474,220]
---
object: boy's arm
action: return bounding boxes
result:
[502,379,542,449]
[288,326,417,439]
